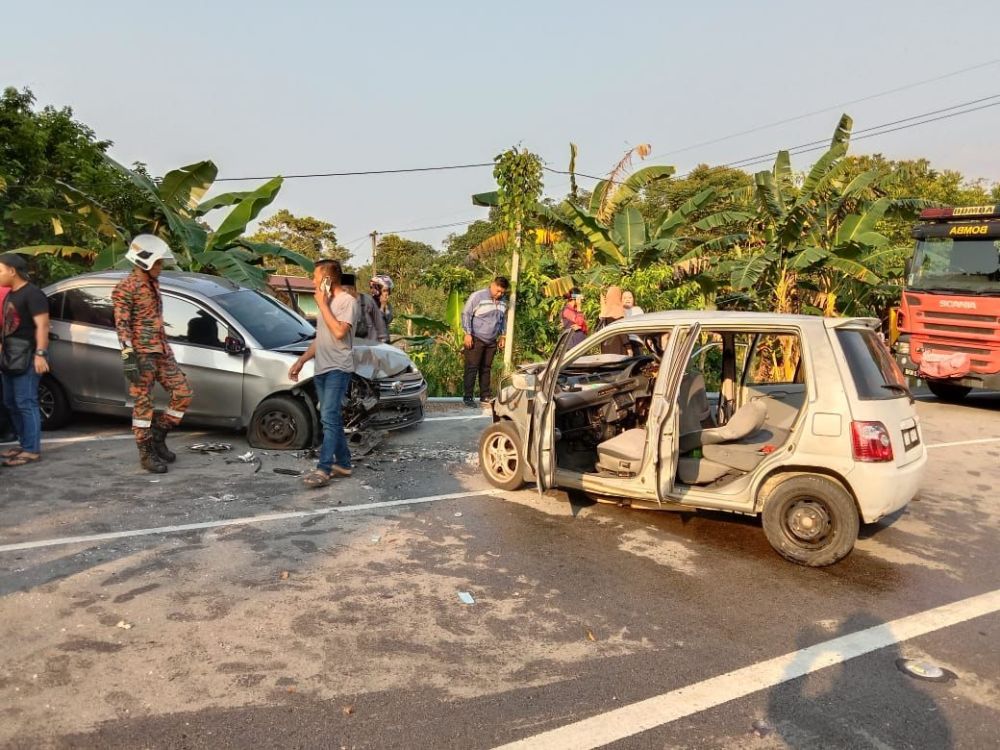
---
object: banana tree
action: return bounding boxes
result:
[15,158,313,288]
[718,115,929,317]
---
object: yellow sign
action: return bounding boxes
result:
[948,224,989,236]
[953,205,997,217]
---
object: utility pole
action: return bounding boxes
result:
[502,221,521,373]
[369,231,379,276]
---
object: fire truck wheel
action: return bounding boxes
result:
[926,380,971,403]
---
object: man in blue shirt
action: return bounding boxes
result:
[461,276,509,407]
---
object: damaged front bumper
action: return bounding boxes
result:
[369,371,428,430]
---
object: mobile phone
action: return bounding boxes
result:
[321,278,332,295]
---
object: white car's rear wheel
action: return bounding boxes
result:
[761,475,859,567]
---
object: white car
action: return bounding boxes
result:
[479,311,926,566]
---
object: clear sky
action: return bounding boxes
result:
[4,0,1000,264]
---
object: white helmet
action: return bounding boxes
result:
[372,274,394,291]
[126,234,176,271]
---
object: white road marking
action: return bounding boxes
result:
[1,433,134,447]
[925,437,1000,449]
[0,490,501,554]
[424,414,490,422]
[493,588,1000,750]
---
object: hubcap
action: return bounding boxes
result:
[484,432,518,480]
[785,499,832,543]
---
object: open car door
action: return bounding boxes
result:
[529,329,575,495]
[649,324,701,503]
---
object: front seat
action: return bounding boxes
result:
[595,370,718,476]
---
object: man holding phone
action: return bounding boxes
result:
[289,259,359,488]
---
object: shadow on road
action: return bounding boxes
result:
[765,612,952,748]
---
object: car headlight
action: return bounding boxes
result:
[895,341,910,356]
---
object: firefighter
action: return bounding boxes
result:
[112,235,193,473]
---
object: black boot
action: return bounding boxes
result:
[151,426,176,464]
[139,440,167,474]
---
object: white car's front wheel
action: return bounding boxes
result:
[478,421,526,491]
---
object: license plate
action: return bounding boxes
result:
[902,426,921,451]
[904,368,918,377]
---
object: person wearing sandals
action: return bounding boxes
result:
[289,259,359,488]
[0,253,50,467]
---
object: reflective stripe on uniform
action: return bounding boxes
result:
[165,409,185,420]
[132,419,152,428]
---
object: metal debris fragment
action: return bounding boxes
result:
[457,591,475,605]
[273,468,303,476]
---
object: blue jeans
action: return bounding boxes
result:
[1,368,41,454]
[315,369,352,473]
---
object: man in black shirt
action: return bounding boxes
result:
[0,253,50,466]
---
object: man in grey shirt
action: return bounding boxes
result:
[289,259,359,488]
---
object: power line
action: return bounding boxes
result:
[216,161,493,182]
[649,57,1000,161]
[724,98,1000,172]
[381,219,480,235]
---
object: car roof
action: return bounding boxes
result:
[45,270,244,298]
[606,310,875,328]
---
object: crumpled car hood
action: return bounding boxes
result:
[271,341,415,379]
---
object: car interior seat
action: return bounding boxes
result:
[594,370,712,476]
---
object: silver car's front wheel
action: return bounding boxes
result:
[478,421,525,491]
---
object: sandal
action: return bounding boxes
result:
[3,453,40,467]
[301,469,331,488]
[0,448,23,459]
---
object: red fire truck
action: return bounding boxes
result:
[894,204,1000,401]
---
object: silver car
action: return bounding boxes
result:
[39,271,427,448]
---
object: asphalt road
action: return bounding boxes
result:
[1,393,999,749]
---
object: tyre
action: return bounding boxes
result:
[39,376,72,430]
[761,475,859,567]
[926,379,971,403]
[249,395,312,450]
[478,420,526,491]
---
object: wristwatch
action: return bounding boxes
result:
[36,349,48,358]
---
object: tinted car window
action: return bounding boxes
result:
[63,286,116,327]
[836,329,907,400]
[214,290,315,349]
[162,295,224,349]
[48,291,65,320]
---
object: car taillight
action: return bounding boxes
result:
[851,421,894,462]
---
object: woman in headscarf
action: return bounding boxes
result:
[560,288,589,348]
[597,285,628,355]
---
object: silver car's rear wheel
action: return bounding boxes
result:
[761,475,859,567]
[478,421,525,491]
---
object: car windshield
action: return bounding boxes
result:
[909,237,1000,293]
[213,289,315,349]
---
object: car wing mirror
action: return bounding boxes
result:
[224,334,247,355]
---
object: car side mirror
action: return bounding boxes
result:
[224,334,246,355]
[512,372,536,391]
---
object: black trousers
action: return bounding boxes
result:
[464,338,498,400]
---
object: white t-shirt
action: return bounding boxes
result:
[624,306,645,317]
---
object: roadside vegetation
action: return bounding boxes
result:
[3,86,999,393]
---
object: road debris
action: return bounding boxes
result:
[896,658,956,682]
[751,719,772,737]
[586,629,596,641]
[457,591,475,605]
[370,536,381,544]
[225,450,262,473]
[187,442,232,454]
[454,512,463,518]
[349,429,386,458]
[206,493,238,503]
[342,705,354,716]
[273,468,303,476]
[279,571,289,580]
[115,620,133,630]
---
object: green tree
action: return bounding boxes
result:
[248,209,350,275]
[0,87,153,282]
